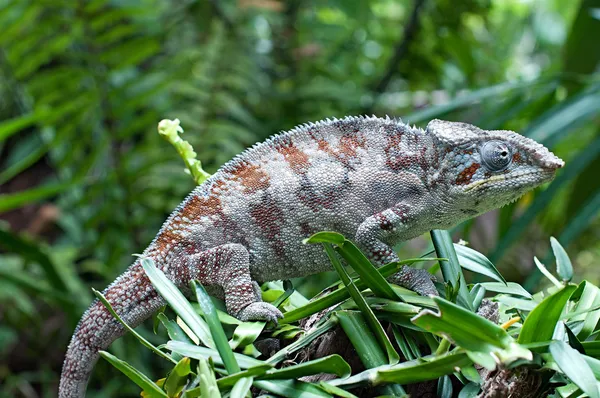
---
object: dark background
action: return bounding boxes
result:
[0,0,599,396]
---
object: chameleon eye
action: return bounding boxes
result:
[481,141,512,171]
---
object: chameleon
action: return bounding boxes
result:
[59,116,564,397]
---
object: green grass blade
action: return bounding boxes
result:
[550,341,600,398]
[271,280,295,309]
[518,284,577,344]
[526,86,600,147]
[493,296,537,312]
[323,243,400,364]
[406,80,549,123]
[582,342,600,358]
[479,282,532,298]
[437,375,453,398]
[318,382,359,398]
[568,281,600,340]
[430,230,473,311]
[302,231,345,245]
[216,365,272,389]
[0,143,48,185]
[0,179,80,213]
[534,256,562,288]
[559,189,600,247]
[336,310,387,366]
[412,296,531,366]
[94,289,176,364]
[0,112,40,142]
[230,321,265,350]
[99,351,167,397]
[164,357,192,397]
[166,341,265,369]
[336,311,406,397]
[252,379,332,398]
[458,382,481,398]
[391,325,417,360]
[192,281,240,374]
[454,244,506,284]
[197,357,222,398]
[0,226,68,291]
[329,352,472,389]
[551,237,574,282]
[230,377,253,398]
[260,355,351,380]
[305,232,400,300]
[583,355,600,379]
[157,313,194,344]
[281,258,440,324]
[141,258,214,348]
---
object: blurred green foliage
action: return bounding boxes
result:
[0,0,599,396]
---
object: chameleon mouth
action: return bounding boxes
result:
[464,170,556,192]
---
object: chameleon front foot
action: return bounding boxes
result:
[237,302,283,323]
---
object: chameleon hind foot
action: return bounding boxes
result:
[237,302,283,323]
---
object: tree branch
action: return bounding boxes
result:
[367,0,427,111]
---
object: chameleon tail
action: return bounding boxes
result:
[58,260,165,398]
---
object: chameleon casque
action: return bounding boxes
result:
[59,116,564,397]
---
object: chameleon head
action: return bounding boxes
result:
[426,119,564,214]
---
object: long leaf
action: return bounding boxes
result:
[454,244,506,284]
[412,296,531,367]
[261,355,351,380]
[550,341,600,398]
[0,112,40,142]
[518,285,577,344]
[216,365,272,389]
[560,188,600,246]
[94,289,176,364]
[141,258,214,348]
[336,311,406,397]
[305,232,400,300]
[281,257,439,324]
[252,380,332,398]
[568,281,600,340]
[323,243,400,364]
[193,281,240,374]
[328,352,472,389]
[0,226,68,291]
[99,351,167,397]
[430,230,473,311]
[526,85,600,147]
[164,357,192,397]
[551,237,574,282]
[406,80,551,123]
[167,341,265,369]
[0,179,79,213]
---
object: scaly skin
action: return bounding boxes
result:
[59,116,564,397]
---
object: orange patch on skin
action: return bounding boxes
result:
[185,194,223,217]
[456,163,481,185]
[512,152,522,163]
[155,194,223,252]
[338,133,366,158]
[317,140,329,151]
[230,163,271,193]
[277,143,310,174]
[210,179,227,194]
